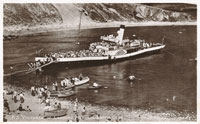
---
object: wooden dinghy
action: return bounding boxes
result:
[50,90,75,98]
[74,77,90,86]
[44,108,68,118]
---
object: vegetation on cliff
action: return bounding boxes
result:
[3,3,63,27]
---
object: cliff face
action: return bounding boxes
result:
[141,3,197,20]
[3,3,195,28]
[3,3,63,27]
[78,3,192,23]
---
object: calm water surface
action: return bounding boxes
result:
[4,26,197,113]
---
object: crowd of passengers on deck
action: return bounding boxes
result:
[27,57,53,69]
[27,40,157,70]
[48,49,106,59]
[35,41,116,60]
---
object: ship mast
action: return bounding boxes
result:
[78,9,87,34]
[78,10,83,33]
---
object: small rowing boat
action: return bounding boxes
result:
[44,108,68,118]
[74,77,90,86]
[88,82,103,89]
[50,90,75,98]
[128,75,136,81]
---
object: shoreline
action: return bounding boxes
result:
[3,83,196,122]
[3,21,197,37]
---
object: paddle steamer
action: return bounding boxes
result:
[35,25,165,69]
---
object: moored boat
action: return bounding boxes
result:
[74,77,90,86]
[128,75,136,81]
[33,25,165,70]
[88,82,103,89]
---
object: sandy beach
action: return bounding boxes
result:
[3,83,196,122]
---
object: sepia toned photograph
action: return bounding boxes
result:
[3,2,197,122]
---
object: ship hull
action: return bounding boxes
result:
[38,45,165,71]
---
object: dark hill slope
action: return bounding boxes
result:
[3,3,63,27]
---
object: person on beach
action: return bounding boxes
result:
[55,81,58,91]
[4,99,10,112]
[107,116,112,122]
[54,102,58,110]
[81,107,86,120]
[97,114,101,121]
[57,103,61,110]
[17,104,25,111]
[45,90,48,99]
[45,98,50,106]
[40,90,47,104]
[61,80,64,87]
[31,86,35,96]
[3,114,7,122]
[41,87,45,92]
[38,90,42,103]
[12,90,18,103]
[26,106,32,112]
[73,98,78,113]
[3,89,8,97]
[76,115,79,122]
[19,92,25,103]
[35,87,38,95]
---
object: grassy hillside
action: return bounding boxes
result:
[3,3,63,27]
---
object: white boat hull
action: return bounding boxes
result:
[74,77,90,86]
[35,45,165,63]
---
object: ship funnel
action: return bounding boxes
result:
[116,25,125,45]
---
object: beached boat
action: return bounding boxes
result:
[74,77,90,86]
[44,108,68,118]
[50,90,75,98]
